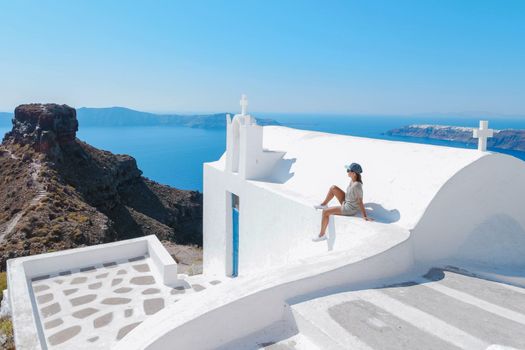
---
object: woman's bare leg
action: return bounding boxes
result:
[321,185,345,206]
[319,206,343,236]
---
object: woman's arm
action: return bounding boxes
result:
[358,198,374,221]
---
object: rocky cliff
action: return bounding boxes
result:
[386,124,525,151]
[0,104,202,270]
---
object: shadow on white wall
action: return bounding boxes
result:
[364,202,401,223]
[259,157,297,184]
[453,213,525,272]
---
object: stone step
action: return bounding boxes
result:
[384,272,525,349]
[291,292,463,350]
[291,299,373,350]
[290,268,525,350]
[419,271,525,325]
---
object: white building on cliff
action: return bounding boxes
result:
[203,96,525,277]
[6,96,525,350]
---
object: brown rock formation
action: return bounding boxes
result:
[4,104,78,158]
[0,103,202,270]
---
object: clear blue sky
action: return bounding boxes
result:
[0,0,524,115]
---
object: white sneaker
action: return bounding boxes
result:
[314,204,328,210]
[312,235,327,242]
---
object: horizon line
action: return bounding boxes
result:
[1,106,525,119]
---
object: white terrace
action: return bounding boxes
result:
[8,236,228,349]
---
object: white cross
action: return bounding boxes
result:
[473,120,493,152]
[240,94,248,116]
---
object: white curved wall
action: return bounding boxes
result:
[412,153,525,268]
[114,237,413,350]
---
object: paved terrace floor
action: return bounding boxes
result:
[268,267,525,350]
[31,255,225,349]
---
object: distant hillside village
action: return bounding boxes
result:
[387,124,525,151]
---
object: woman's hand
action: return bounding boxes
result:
[358,199,373,222]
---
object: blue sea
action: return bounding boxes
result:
[2,114,525,191]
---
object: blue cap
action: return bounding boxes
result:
[345,163,363,174]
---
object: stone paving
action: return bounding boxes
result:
[289,267,525,349]
[31,255,224,349]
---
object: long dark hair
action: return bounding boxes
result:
[355,172,363,184]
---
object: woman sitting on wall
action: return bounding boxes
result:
[312,163,373,242]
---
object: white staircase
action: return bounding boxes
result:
[287,268,525,350]
[291,300,371,350]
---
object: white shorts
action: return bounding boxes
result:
[341,203,358,216]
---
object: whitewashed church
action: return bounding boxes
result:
[5,96,525,350]
[203,96,525,277]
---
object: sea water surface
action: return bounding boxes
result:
[2,115,525,191]
[77,126,226,191]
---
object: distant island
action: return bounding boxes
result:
[76,107,281,128]
[0,107,280,129]
[386,124,525,152]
